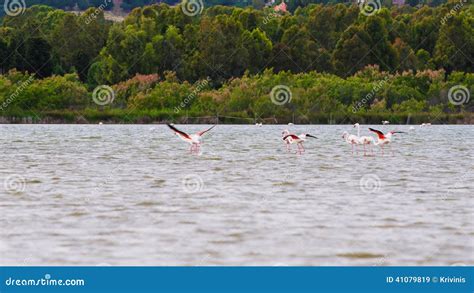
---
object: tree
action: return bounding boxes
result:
[433,12,474,73]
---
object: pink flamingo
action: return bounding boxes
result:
[369,128,405,155]
[282,132,317,154]
[166,124,216,153]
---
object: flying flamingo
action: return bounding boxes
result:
[166,124,216,153]
[282,131,317,154]
[353,123,375,156]
[369,128,405,155]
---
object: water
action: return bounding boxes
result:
[0,124,473,266]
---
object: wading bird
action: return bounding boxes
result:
[369,128,405,155]
[382,120,390,125]
[166,124,216,153]
[353,123,375,156]
[342,131,360,155]
[282,131,317,154]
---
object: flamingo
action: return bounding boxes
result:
[353,123,375,156]
[166,124,216,153]
[282,132,317,154]
[342,131,360,154]
[368,128,405,155]
[282,129,292,151]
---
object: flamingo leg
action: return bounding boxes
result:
[363,144,367,156]
[296,143,303,155]
[351,144,354,155]
[300,143,305,153]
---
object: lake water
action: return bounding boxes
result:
[0,124,473,266]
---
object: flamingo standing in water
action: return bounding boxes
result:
[342,131,360,154]
[353,123,375,156]
[369,128,405,155]
[282,131,317,154]
[166,124,216,153]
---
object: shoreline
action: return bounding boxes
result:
[0,115,472,125]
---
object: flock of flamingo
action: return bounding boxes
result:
[165,123,410,156]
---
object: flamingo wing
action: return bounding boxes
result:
[197,125,216,136]
[283,134,299,140]
[369,128,385,139]
[166,124,191,139]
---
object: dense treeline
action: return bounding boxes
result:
[0,2,472,123]
[0,0,113,13]
[1,66,472,123]
[1,2,472,83]
[0,0,452,14]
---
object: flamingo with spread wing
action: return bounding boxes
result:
[166,124,216,153]
[369,128,405,155]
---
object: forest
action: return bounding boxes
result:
[0,0,454,13]
[0,1,472,123]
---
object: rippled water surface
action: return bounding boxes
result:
[1,124,473,266]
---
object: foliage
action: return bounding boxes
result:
[0,3,472,123]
